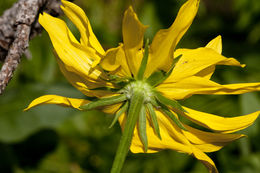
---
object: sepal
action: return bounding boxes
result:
[138,105,148,152]
[80,94,127,110]
[109,101,129,128]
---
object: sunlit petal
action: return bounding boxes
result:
[122,6,147,76]
[61,0,105,56]
[158,76,260,100]
[197,35,245,79]
[182,107,260,133]
[146,0,200,76]
[101,44,131,77]
[163,47,244,83]
[39,13,103,80]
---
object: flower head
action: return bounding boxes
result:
[25,0,260,172]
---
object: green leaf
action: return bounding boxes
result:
[146,103,161,139]
[137,39,150,80]
[160,105,187,131]
[80,94,127,110]
[109,101,129,128]
[139,105,148,152]
[155,92,188,113]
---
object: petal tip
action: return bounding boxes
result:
[215,35,222,43]
[61,0,69,5]
[127,5,134,13]
[38,12,53,25]
[23,107,30,112]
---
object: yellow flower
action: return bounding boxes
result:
[25,0,260,172]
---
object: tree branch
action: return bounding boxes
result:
[0,0,65,95]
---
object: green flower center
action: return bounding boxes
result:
[122,80,153,102]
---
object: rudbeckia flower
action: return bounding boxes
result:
[25,0,260,172]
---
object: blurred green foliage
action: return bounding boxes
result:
[0,0,260,172]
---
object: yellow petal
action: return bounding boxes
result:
[195,36,222,79]
[191,146,219,173]
[183,125,245,152]
[39,13,102,80]
[24,95,89,111]
[101,44,131,77]
[102,103,122,115]
[100,47,120,72]
[164,47,244,83]
[182,107,260,133]
[197,35,244,79]
[158,76,260,100]
[61,0,105,56]
[122,6,147,76]
[196,56,246,80]
[24,94,122,116]
[146,0,200,76]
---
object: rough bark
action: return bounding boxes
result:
[0,0,65,95]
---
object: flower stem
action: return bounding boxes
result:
[110,91,144,173]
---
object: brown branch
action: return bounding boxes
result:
[0,0,66,95]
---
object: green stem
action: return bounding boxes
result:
[110,92,144,173]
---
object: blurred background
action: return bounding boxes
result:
[0,0,260,172]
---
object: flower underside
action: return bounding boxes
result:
[24,0,260,173]
[80,43,186,152]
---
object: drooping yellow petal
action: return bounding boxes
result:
[118,110,193,154]
[39,13,103,81]
[146,0,200,76]
[118,108,220,173]
[101,44,131,77]
[157,76,260,100]
[56,56,113,97]
[183,125,245,152]
[61,0,105,56]
[163,47,244,83]
[122,6,147,76]
[24,95,89,111]
[191,146,219,173]
[182,107,260,133]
